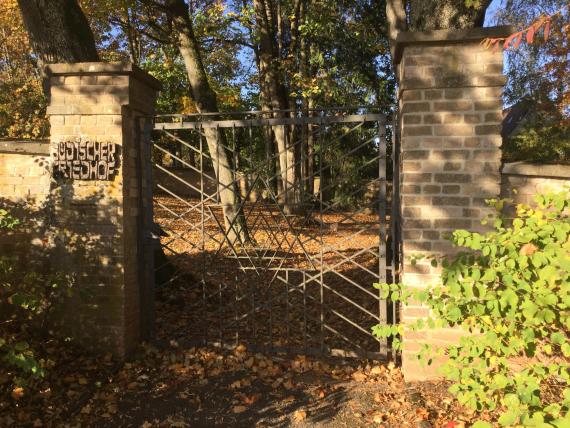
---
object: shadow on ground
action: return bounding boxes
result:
[68,278,405,428]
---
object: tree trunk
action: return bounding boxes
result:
[407,0,491,31]
[255,50,278,196]
[17,0,99,64]
[253,0,301,214]
[386,0,491,43]
[124,6,141,64]
[386,0,408,42]
[299,9,314,197]
[167,0,249,245]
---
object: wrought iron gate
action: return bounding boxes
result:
[150,108,399,359]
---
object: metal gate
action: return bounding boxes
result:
[150,108,399,359]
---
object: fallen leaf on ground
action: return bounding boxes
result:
[243,393,261,405]
[11,387,24,400]
[373,413,387,423]
[293,409,307,422]
[444,422,465,428]
[351,371,367,382]
[370,366,385,375]
[415,407,430,420]
[283,379,294,389]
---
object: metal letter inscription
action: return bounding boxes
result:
[53,142,119,180]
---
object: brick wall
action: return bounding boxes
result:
[501,162,570,206]
[0,140,50,204]
[46,62,160,357]
[0,140,51,262]
[394,27,512,380]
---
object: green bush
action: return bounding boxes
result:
[0,78,48,139]
[0,208,71,386]
[373,190,570,427]
[503,112,570,163]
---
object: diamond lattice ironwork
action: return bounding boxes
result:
[149,109,399,359]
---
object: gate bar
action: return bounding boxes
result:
[154,114,386,129]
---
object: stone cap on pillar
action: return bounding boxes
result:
[45,62,162,116]
[393,25,516,91]
[0,139,50,155]
[393,25,516,66]
[45,62,161,91]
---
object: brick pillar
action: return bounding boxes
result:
[394,27,512,380]
[46,63,160,357]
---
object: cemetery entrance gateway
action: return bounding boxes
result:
[150,108,398,359]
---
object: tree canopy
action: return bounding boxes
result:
[489,0,569,162]
[3,0,487,139]
[2,0,567,162]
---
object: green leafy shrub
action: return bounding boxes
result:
[503,112,570,163]
[0,208,71,386]
[373,190,570,427]
[0,78,48,139]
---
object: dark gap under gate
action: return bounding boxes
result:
[147,108,400,361]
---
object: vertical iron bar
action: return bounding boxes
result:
[235,276,239,347]
[251,259,256,343]
[284,124,288,208]
[318,114,325,354]
[378,121,388,358]
[300,110,306,204]
[216,125,220,204]
[233,124,238,197]
[231,124,238,251]
[303,270,307,353]
[390,117,399,282]
[248,122,255,342]
[286,269,290,345]
[391,114,401,361]
[248,120,253,199]
[219,282,223,348]
[232,125,239,346]
[269,272,273,352]
[200,125,207,345]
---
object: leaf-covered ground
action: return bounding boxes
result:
[1,280,487,428]
[0,194,488,427]
[153,195,393,356]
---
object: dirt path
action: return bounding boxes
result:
[60,286,476,428]
[68,344,415,428]
[1,281,478,428]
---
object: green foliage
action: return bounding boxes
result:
[0,1,49,139]
[142,48,192,115]
[0,77,48,139]
[491,1,568,118]
[0,209,19,229]
[503,111,570,162]
[464,0,483,8]
[373,191,570,426]
[0,209,71,387]
[319,125,380,209]
[299,0,395,108]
